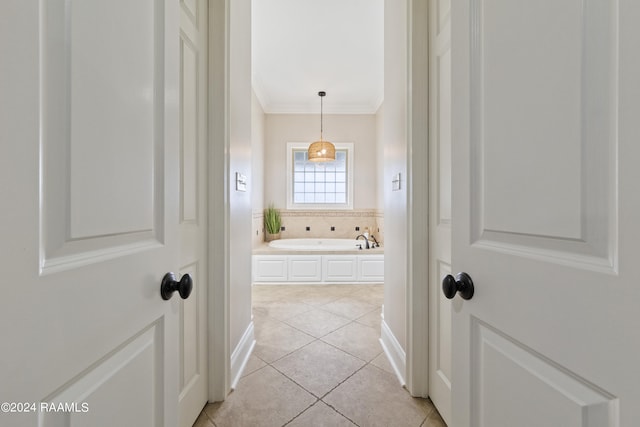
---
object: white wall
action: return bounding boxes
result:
[263,114,378,209]
[229,0,253,357]
[382,0,408,354]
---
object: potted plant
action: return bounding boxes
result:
[264,204,281,242]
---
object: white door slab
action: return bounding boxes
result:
[451,1,640,426]
[178,0,209,426]
[428,0,452,423]
[0,1,181,426]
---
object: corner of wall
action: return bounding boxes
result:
[380,319,407,387]
[252,209,264,248]
[229,321,256,390]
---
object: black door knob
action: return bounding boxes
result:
[161,272,193,300]
[442,272,474,300]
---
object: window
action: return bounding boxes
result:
[286,142,354,209]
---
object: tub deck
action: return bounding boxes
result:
[252,242,384,256]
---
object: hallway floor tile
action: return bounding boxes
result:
[195,284,446,427]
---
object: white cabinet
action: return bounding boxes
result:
[323,256,358,282]
[358,255,384,282]
[252,256,287,282]
[252,254,384,283]
[288,256,322,282]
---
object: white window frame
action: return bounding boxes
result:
[286,142,354,210]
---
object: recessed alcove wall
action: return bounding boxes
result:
[252,209,384,247]
[252,104,384,248]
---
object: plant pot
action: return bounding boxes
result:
[265,232,281,242]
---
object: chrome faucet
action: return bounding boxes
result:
[355,234,370,249]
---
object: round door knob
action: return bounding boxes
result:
[442,272,474,300]
[161,273,193,300]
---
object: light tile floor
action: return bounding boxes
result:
[194,284,446,427]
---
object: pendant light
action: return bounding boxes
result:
[308,91,336,162]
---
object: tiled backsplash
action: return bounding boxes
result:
[252,209,384,247]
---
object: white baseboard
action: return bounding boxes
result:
[230,321,256,390]
[379,319,406,387]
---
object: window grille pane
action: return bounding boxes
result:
[291,148,349,206]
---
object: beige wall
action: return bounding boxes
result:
[278,209,380,240]
[251,91,266,248]
[376,105,385,244]
[263,114,378,210]
[251,90,265,211]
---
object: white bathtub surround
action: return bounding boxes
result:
[253,238,384,284]
[269,238,363,251]
[252,209,384,249]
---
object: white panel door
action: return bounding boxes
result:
[451,1,640,426]
[428,0,452,424]
[178,0,209,426]
[0,1,181,427]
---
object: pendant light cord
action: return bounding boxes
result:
[320,93,324,141]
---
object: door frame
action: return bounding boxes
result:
[406,0,430,397]
[204,0,433,402]
[207,0,231,402]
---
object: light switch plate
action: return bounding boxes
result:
[236,172,247,192]
[392,173,401,191]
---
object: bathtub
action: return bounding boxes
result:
[254,238,384,283]
[268,238,364,251]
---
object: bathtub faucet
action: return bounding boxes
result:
[356,234,370,249]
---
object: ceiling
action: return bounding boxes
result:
[252,0,384,114]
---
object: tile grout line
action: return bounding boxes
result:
[262,314,377,426]
[280,398,320,427]
[203,285,439,427]
[249,285,390,427]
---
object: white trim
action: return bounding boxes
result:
[209,0,430,408]
[285,142,355,210]
[229,321,256,390]
[405,0,430,398]
[380,320,407,387]
[207,0,231,402]
[259,102,382,115]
